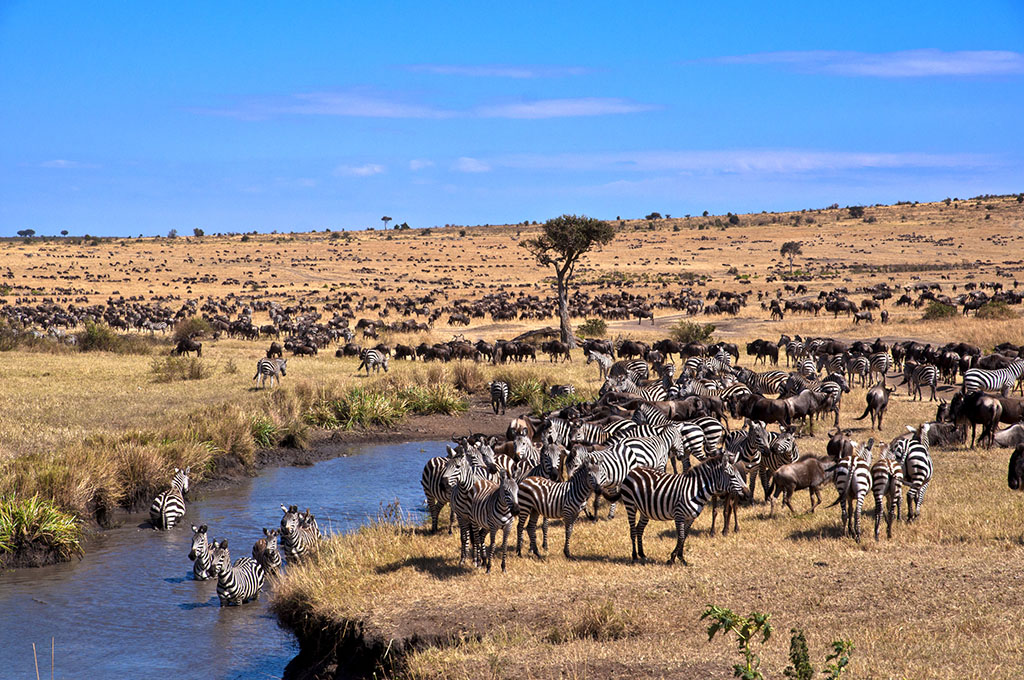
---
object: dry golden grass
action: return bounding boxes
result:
[272,383,1024,679]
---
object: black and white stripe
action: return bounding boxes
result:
[489,381,509,415]
[962,360,1024,396]
[253,357,287,388]
[421,454,455,534]
[869,351,893,384]
[617,455,749,565]
[586,350,614,380]
[357,348,389,375]
[252,528,282,577]
[210,540,265,606]
[903,362,939,401]
[188,524,213,580]
[469,470,520,573]
[736,368,788,395]
[279,504,322,561]
[871,453,903,540]
[150,467,190,530]
[829,443,873,542]
[891,424,933,522]
[516,459,608,559]
[845,354,870,388]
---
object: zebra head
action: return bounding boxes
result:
[584,460,608,492]
[772,430,798,462]
[441,448,469,486]
[473,442,499,475]
[539,441,562,481]
[261,528,281,565]
[748,420,770,453]
[189,524,208,561]
[173,467,191,495]
[209,540,231,576]
[280,504,301,537]
[497,470,520,516]
[712,456,750,500]
[279,359,287,376]
[827,372,851,393]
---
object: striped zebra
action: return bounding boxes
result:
[549,384,576,399]
[585,350,614,381]
[828,441,873,542]
[891,423,933,522]
[871,450,903,541]
[632,406,717,472]
[209,540,265,606]
[357,348,389,375]
[443,447,492,565]
[845,354,871,388]
[736,368,788,395]
[149,467,190,530]
[869,351,893,384]
[587,427,684,520]
[489,381,509,415]
[252,528,282,576]
[724,420,770,491]
[902,362,939,401]
[569,419,615,446]
[754,430,798,501]
[188,524,213,580]
[601,374,667,402]
[279,504,321,561]
[494,438,560,483]
[468,469,520,573]
[421,453,455,533]
[817,353,846,376]
[540,416,573,446]
[615,455,749,565]
[797,358,818,380]
[516,459,608,559]
[253,357,287,388]
[962,359,1024,396]
[814,373,851,427]
[611,359,650,383]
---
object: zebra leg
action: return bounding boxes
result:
[541,517,549,551]
[634,515,649,564]
[874,493,883,541]
[563,514,576,559]
[731,497,740,534]
[428,501,440,533]
[916,483,929,519]
[886,494,895,539]
[499,524,511,573]
[607,500,617,520]
[515,511,527,557]
[759,468,771,503]
[854,496,864,542]
[668,517,690,566]
[485,529,497,573]
[589,490,600,522]
[626,508,640,563]
[526,513,541,557]
[447,506,454,535]
[709,497,719,535]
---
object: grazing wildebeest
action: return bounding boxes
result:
[1009,445,1024,490]
[853,311,873,324]
[173,338,202,357]
[855,382,894,431]
[266,342,283,359]
[950,390,1003,448]
[770,455,827,517]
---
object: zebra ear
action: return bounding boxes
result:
[184,466,191,475]
[264,528,271,537]
[221,539,228,548]
[200,524,207,533]
[174,467,180,473]
[191,525,199,533]
[281,504,289,513]
[905,426,915,433]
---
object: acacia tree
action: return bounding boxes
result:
[780,241,803,273]
[381,215,392,229]
[521,214,615,348]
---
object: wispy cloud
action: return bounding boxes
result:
[408,64,590,78]
[706,49,1024,77]
[475,98,657,119]
[409,159,434,171]
[453,157,491,173]
[480,149,992,174]
[334,163,386,177]
[39,159,98,169]
[195,91,654,121]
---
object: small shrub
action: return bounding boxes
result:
[577,318,607,338]
[509,376,546,406]
[922,301,957,320]
[398,383,469,416]
[546,600,637,643]
[250,414,279,449]
[76,322,122,352]
[668,320,716,344]
[450,362,485,393]
[173,316,212,344]
[223,358,239,374]
[150,356,212,382]
[702,605,773,680]
[0,495,83,562]
[976,301,1017,320]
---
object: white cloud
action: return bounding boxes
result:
[707,49,1024,77]
[480,149,991,174]
[408,64,590,78]
[453,157,491,173]
[474,97,657,119]
[334,163,386,177]
[40,159,98,169]
[409,159,434,171]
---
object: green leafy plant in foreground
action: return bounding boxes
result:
[702,605,772,680]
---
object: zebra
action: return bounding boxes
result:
[902,362,940,401]
[724,420,770,492]
[785,339,805,367]
[585,350,614,381]
[797,358,818,380]
[252,528,282,577]
[600,374,667,402]
[539,416,573,446]
[845,354,871,388]
[754,429,798,501]
[612,359,650,383]
[188,524,213,580]
[489,381,509,415]
[962,360,1024,396]
[516,459,608,559]
[149,467,190,530]
[421,452,455,533]
[615,455,749,565]
[443,446,493,565]
[736,368,788,395]
[817,353,846,377]
[279,504,321,561]
[209,540,265,606]
[828,440,873,542]
[814,373,851,428]
[357,348,389,375]
[569,419,614,446]
[549,384,576,399]
[468,469,520,573]
[871,449,903,541]
[891,423,933,522]
[588,425,689,519]
[869,351,893,384]
[253,358,287,388]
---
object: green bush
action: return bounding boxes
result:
[250,414,279,449]
[173,316,212,344]
[577,318,607,338]
[0,495,83,562]
[150,356,212,382]
[76,321,122,352]
[922,301,957,320]
[668,320,716,344]
[976,301,1018,320]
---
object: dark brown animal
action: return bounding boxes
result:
[855,382,894,430]
[770,455,827,516]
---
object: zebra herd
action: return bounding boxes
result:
[148,468,322,605]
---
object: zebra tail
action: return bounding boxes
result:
[826,473,852,508]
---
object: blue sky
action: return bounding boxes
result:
[1,1,1023,236]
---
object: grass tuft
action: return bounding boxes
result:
[0,495,82,561]
[149,355,212,382]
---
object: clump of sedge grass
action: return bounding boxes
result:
[546,600,638,643]
[150,355,212,382]
[0,495,83,561]
[975,301,1018,321]
[250,414,279,449]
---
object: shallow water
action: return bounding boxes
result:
[0,441,442,680]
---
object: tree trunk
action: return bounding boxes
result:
[556,273,575,349]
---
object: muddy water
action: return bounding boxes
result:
[0,441,442,680]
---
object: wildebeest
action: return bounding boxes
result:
[1009,445,1024,490]
[770,455,827,517]
[172,338,202,357]
[994,423,1024,448]
[266,341,283,359]
[855,382,894,431]
[949,390,1003,448]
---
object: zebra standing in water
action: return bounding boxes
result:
[828,440,873,542]
[616,455,749,565]
[357,348,389,375]
[252,528,283,576]
[891,423,933,522]
[209,540,265,606]
[279,504,321,561]
[253,358,287,388]
[871,447,903,541]
[516,459,608,559]
[188,524,213,580]
[421,452,455,534]
[150,467,190,530]
[962,359,1024,396]
[489,381,509,415]
[468,469,520,573]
